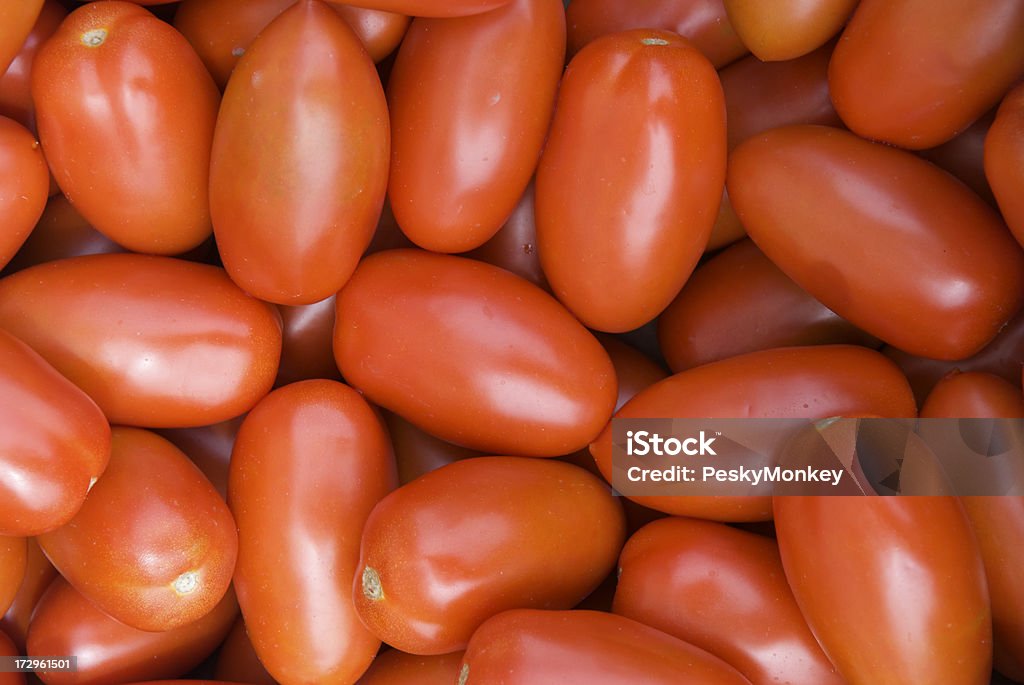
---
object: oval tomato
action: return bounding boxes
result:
[356,650,464,684]
[275,295,341,386]
[37,427,237,632]
[986,82,1024,249]
[0,540,56,652]
[353,457,625,654]
[0,253,282,428]
[31,1,219,254]
[728,125,1024,360]
[723,0,856,61]
[0,627,21,685]
[334,249,616,457]
[0,0,64,129]
[230,380,396,685]
[0,116,49,270]
[213,618,275,685]
[774,497,991,685]
[159,417,243,499]
[0,0,42,75]
[0,536,25,616]
[536,30,726,332]
[3,194,123,274]
[383,411,481,486]
[920,371,1024,418]
[338,0,509,17]
[462,181,548,290]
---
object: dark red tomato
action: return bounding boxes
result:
[210,0,389,305]
[387,0,563,253]
[0,0,64,129]
[38,427,237,632]
[774,497,991,685]
[275,295,342,386]
[0,253,282,428]
[590,345,917,521]
[658,239,876,372]
[829,0,1024,149]
[334,249,617,457]
[728,125,1024,360]
[213,618,276,685]
[0,536,25,616]
[0,116,49,270]
[920,371,1024,418]
[599,335,669,412]
[364,198,415,255]
[921,109,997,208]
[723,0,856,61]
[986,82,1024,249]
[159,417,244,499]
[353,457,625,655]
[462,181,548,289]
[0,539,56,652]
[961,497,1024,682]
[0,631,22,685]
[31,1,219,254]
[461,609,751,684]
[337,0,509,17]
[566,0,747,68]
[27,579,238,685]
[0,0,42,75]
[230,380,396,684]
[0,328,110,537]
[614,518,843,685]
[383,411,481,486]
[536,30,726,332]
[355,650,464,684]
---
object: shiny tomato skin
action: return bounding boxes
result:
[334,249,617,457]
[590,345,917,521]
[0,116,49,270]
[536,30,726,332]
[387,0,563,253]
[230,380,396,685]
[723,0,856,61]
[355,650,464,684]
[0,328,111,537]
[614,517,843,685]
[213,618,275,685]
[461,609,752,685]
[0,253,282,428]
[0,0,43,75]
[0,0,64,130]
[921,371,1024,418]
[462,181,548,290]
[829,0,1024,149]
[37,427,237,632]
[0,539,55,652]
[27,579,238,685]
[0,537,25,616]
[775,497,991,685]
[31,1,219,254]
[986,82,1024,249]
[728,125,1024,360]
[334,0,508,17]
[353,457,625,655]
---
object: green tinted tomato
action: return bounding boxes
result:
[829,0,1024,149]
[334,250,617,457]
[3,194,122,275]
[462,181,548,290]
[383,411,481,486]
[614,518,843,685]
[0,0,64,129]
[355,651,464,684]
[658,240,876,372]
[387,0,563,253]
[210,0,389,305]
[0,540,56,652]
[775,497,991,685]
[728,125,1024,360]
[0,537,25,616]
[920,371,1024,418]
[31,2,218,254]
[0,328,110,537]
[0,116,48,270]
[0,0,42,74]
[921,109,996,208]
[723,0,855,61]
[566,0,746,68]
[961,497,1024,682]
[214,618,275,685]
[354,457,625,655]
[536,30,726,332]
[159,417,244,499]
[590,345,917,521]
[0,253,282,428]
[337,0,508,17]
[275,295,341,386]
[986,82,1024,249]
[38,427,237,632]
[461,609,752,685]
[27,579,238,685]
[230,380,396,685]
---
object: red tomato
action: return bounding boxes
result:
[829,0,1024,149]
[334,249,617,457]
[337,0,509,17]
[0,539,56,652]
[723,0,856,61]
[159,417,244,499]
[0,253,282,428]
[387,0,563,253]
[986,82,1024,249]
[210,0,389,305]
[230,380,396,684]
[614,517,843,685]
[0,328,110,537]
[0,116,49,270]
[728,125,1024,360]
[921,109,997,208]
[0,0,64,130]
[383,411,481,486]
[353,457,625,654]
[27,579,238,685]
[332,5,410,61]
[775,497,991,685]
[0,627,22,685]
[213,618,276,685]
[0,0,42,75]
[31,1,219,254]
[38,427,237,632]
[590,345,917,521]
[536,30,726,332]
[920,371,1024,418]
[275,295,342,386]
[462,180,548,289]
[355,650,464,684]
[0,536,25,616]
[461,609,752,684]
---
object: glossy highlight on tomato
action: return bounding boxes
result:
[0,0,63,129]
[986,81,1024,249]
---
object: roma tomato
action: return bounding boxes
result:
[3,194,122,275]
[460,609,751,685]
[0,116,49,270]
[829,0,1024,149]
[728,125,1024,360]
[230,380,397,685]
[614,518,843,685]
[986,82,1024,249]
[0,0,64,129]
[0,539,56,652]
[31,1,219,254]
[590,345,917,521]
[921,109,997,208]
[775,497,991,685]
[0,0,42,75]
[921,371,1024,418]
[383,411,481,486]
[387,0,563,253]
[275,295,342,386]
[159,417,244,499]
[723,0,856,61]
[0,537,25,616]
[536,30,726,332]
[462,181,548,289]
[0,253,282,428]
[0,628,21,685]
[334,249,616,457]
[338,0,509,17]
[0,328,110,537]
[37,427,237,632]
[355,650,464,684]
[353,457,625,654]
[210,0,389,305]
[214,618,275,685]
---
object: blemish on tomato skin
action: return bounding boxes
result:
[81,28,108,47]
[173,570,199,595]
[362,566,383,601]
[457,663,469,685]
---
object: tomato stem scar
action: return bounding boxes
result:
[81,28,108,47]
[362,567,383,601]
[641,37,669,46]
[457,663,469,685]
[173,570,199,595]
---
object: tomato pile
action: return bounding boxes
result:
[2,0,1024,684]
